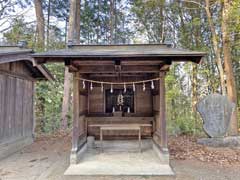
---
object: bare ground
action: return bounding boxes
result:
[0,133,240,180]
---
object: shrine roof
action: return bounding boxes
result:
[0,46,54,81]
[32,44,206,63]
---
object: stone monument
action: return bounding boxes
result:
[196,94,240,147]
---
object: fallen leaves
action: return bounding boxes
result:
[169,135,240,165]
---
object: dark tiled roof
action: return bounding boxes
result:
[0,46,33,55]
[32,44,206,59]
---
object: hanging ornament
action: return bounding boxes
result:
[151,80,155,89]
[124,83,126,93]
[82,80,86,89]
[90,82,93,91]
[133,83,135,92]
[143,82,146,91]
[101,82,104,92]
[110,84,113,93]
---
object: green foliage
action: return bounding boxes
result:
[3,17,35,47]
[166,64,203,135]
[131,0,166,43]
[35,63,66,133]
[80,0,133,44]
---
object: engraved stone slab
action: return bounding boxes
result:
[196,94,235,138]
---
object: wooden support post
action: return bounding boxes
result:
[72,72,80,153]
[70,72,87,164]
[159,71,167,150]
[152,70,169,164]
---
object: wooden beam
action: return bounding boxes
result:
[160,60,171,71]
[68,65,78,72]
[0,53,33,64]
[78,65,160,73]
[160,64,171,71]
[72,60,163,66]
[121,60,163,65]
[88,73,157,78]
[0,69,35,81]
[36,65,55,81]
[65,60,79,72]
[73,60,114,66]
[87,76,157,83]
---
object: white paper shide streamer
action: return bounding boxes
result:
[79,77,159,92]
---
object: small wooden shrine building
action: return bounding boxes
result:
[33,44,205,168]
[0,45,53,159]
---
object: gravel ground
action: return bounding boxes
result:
[0,134,239,180]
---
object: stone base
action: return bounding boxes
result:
[70,143,87,164]
[152,140,170,164]
[87,136,95,148]
[113,111,122,117]
[65,140,174,176]
[197,136,240,147]
[0,136,33,160]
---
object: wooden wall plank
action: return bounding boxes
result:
[0,60,35,147]
[87,84,153,115]
[0,74,6,140]
[11,77,16,138]
[27,81,34,136]
[15,78,24,138]
[22,80,28,137]
[0,63,10,71]
[136,85,153,114]
[4,77,15,141]
[89,87,104,113]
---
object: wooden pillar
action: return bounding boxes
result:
[159,71,167,150]
[152,70,169,164]
[72,72,80,153]
[70,72,87,164]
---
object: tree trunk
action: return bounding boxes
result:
[109,0,114,44]
[75,0,81,43]
[97,0,101,44]
[61,67,71,129]
[205,0,226,95]
[34,0,45,48]
[222,0,238,135]
[61,0,81,130]
[46,0,51,50]
[158,0,165,43]
[68,0,81,42]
